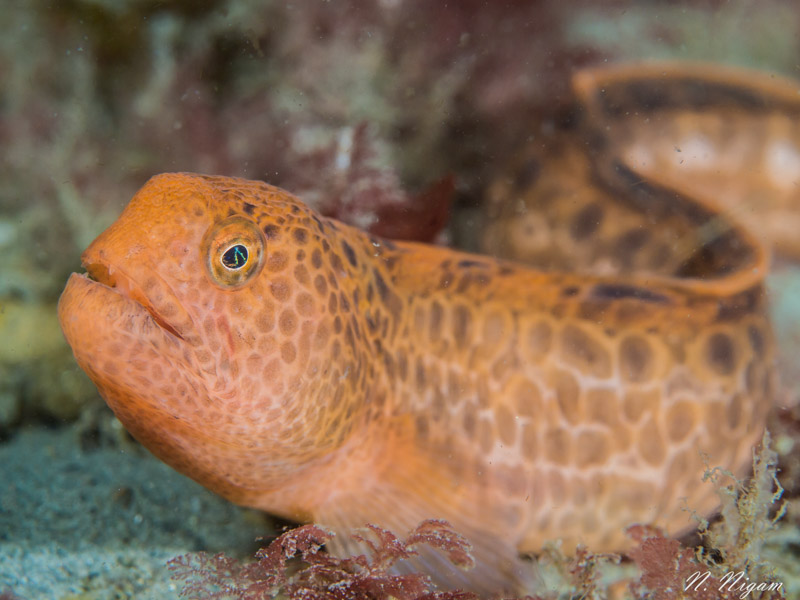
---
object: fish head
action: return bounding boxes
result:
[59,173,363,510]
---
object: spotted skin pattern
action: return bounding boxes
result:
[577,62,800,260]
[58,66,781,595]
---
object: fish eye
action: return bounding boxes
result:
[221,244,249,270]
[202,217,265,289]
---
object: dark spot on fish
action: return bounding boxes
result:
[350,314,361,339]
[293,228,308,244]
[680,79,768,112]
[382,352,395,379]
[624,80,673,112]
[570,203,604,239]
[415,357,426,392]
[383,255,398,270]
[715,288,761,322]
[340,292,351,312]
[330,253,344,274]
[430,301,443,339]
[327,271,339,290]
[374,269,389,302]
[590,284,669,304]
[397,349,408,381]
[707,332,736,375]
[457,259,489,269]
[614,228,649,260]
[311,248,323,269]
[314,274,328,296]
[455,274,473,294]
[453,304,471,346]
[263,224,280,239]
[342,241,358,267]
[243,202,255,215]
[562,286,579,297]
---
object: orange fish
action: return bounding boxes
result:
[574,62,800,261]
[58,165,773,593]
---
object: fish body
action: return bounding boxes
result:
[58,169,773,594]
[575,62,800,261]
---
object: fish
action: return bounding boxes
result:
[486,62,800,269]
[58,64,782,595]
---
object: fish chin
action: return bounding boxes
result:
[58,272,187,388]
[59,271,208,439]
[61,270,169,334]
[60,272,276,503]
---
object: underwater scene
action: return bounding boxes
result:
[2,1,800,598]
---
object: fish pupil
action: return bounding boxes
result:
[222,244,248,269]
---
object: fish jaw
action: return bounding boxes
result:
[58,271,185,385]
[58,271,199,441]
[58,271,313,514]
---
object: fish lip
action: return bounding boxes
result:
[81,259,186,341]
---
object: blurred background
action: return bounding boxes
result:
[2,1,800,598]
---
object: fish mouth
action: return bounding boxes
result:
[82,260,185,341]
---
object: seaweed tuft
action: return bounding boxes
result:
[627,431,787,600]
[168,519,485,600]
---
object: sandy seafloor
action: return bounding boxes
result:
[0,425,268,599]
